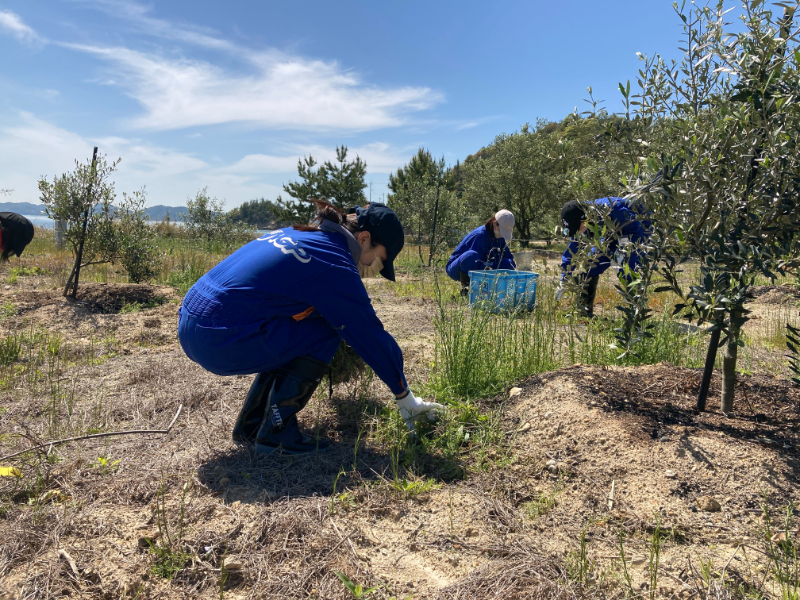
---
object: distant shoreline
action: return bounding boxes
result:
[25,215,183,230]
[27,216,273,235]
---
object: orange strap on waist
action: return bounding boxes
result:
[292,307,316,321]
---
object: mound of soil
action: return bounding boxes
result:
[10,283,177,315]
[748,284,800,305]
[502,364,799,578]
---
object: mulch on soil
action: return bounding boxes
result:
[10,283,176,315]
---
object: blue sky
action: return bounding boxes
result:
[0,0,688,209]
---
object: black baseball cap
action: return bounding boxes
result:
[350,203,405,282]
[560,201,586,237]
[0,212,34,258]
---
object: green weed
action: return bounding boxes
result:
[0,303,15,319]
[761,497,799,600]
[566,522,594,585]
[522,476,564,519]
[0,334,21,367]
[165,253,209,295]
[7,266,46,284]
[120,296,166,314]
[647,515,663,600]
[390,476,440,500]
[148,481,192,579]
[330,468,345,515]
[93,455,121,475]
[333,571,382,598]
[430,282,561,403]
[617,530,635,597]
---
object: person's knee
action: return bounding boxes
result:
[459,250,481,273]
[445,261,460,281]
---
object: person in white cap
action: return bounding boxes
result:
[446,210,516,296]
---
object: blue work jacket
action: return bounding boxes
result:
[446,225,516,278]
[181,228,407,395]
[561,197,650,277]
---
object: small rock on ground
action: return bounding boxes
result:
[696,495,721,512]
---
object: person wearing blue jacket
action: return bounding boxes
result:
[559,198,650,317]
[178,201,444,455]
[446,209,516,296]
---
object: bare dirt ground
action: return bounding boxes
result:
[0,271,798,600]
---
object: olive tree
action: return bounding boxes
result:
[39,150,162,293]
[614,0,800,412]
[390,179,464,266]
[182,188,255,249]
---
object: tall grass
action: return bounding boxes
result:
[429,280,561,401]
[429,276,726,403]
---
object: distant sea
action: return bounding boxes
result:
[23,215,55,229]
[27,216,271,235]
[25,215,185,229]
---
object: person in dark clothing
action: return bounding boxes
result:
[446,210,516,296]
[178,200,444,455]
[0,213,35,261]
[559,198,649,318]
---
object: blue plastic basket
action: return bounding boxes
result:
[468,270,539,313]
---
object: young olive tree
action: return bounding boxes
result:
[627,0,800,412]
[39,150,162,294]
[390,180,464,266]
[116,189,161,283]
[182,188,255,249]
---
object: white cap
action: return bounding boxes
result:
[495,209,515,242]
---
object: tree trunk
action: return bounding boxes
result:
[720,312,742,414]
[64,146,98,299]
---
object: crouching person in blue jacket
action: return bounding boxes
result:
[559,198,650,318]
[178,201,444,455]
[446,210,516,296]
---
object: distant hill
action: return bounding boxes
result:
[144,205,189,221]
[0,202,47,215]
[0,202,189,222]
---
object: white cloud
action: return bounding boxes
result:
[69,0,239,52]
[0,10,43,43]
[63,43,442,132]
[226,154,300,175]
[0,113,211,205]
[0,113,403,208]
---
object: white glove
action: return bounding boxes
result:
[395,390,445,431]
[555,284,566,301]
[613,236,633,269]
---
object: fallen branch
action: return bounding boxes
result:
[0,404,182,462]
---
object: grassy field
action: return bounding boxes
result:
[0,228,798,599]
